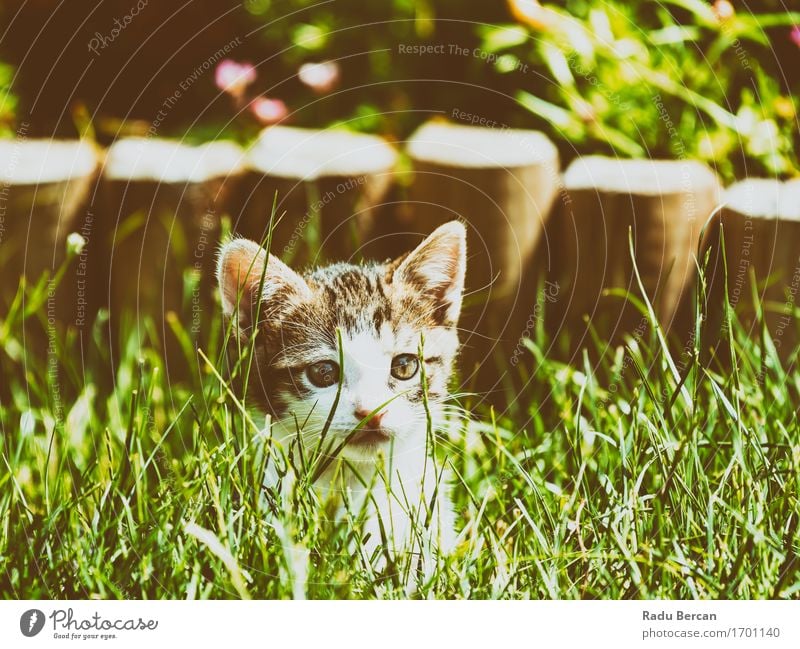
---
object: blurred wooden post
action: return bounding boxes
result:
[555,156,721,358]
[404,121,560,399]
[101,138,246,373]
[701,178,800,363]
[236,126,397,264]
[0,139,99,325]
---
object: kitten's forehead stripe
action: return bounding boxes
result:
[305,262,440,336]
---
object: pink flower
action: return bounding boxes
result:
[791,25,800,48]
[250,97,288,124]
[298,61,340,94]
[215,60,257,99]
[712,0,734,23]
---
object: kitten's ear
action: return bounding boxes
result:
[392,221,467,325]
[217,238,309,335]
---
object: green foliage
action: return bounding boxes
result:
[233,0,799,182]
[490,0,800,181]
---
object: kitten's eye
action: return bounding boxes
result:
[306,360,340,388]
[391,354,419,381]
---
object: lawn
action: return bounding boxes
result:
[1,233,798,599]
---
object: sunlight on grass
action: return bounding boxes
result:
[0,230,798,599]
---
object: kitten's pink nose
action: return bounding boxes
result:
[354,407,385,428]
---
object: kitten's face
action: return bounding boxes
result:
[218,221,467,463]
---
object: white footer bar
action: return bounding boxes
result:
[1,600,797,648]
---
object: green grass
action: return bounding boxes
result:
[1,238,799,600]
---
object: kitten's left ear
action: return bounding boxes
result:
[392,220,467,325]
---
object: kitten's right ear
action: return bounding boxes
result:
[217,238,309,335]
[392,220,467,326]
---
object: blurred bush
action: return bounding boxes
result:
[0,0,796,181]
[495,0,800,180]
[237,0,799,180]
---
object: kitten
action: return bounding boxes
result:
[217,221,466,569]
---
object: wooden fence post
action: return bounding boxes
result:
[701,178,800,363]
[0,138,99,325]
[101,137,246,373]
[555,156,721,359]
[405,121,561,400]
[236,125,397,264]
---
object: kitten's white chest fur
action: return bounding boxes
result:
[268,417,457,567]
